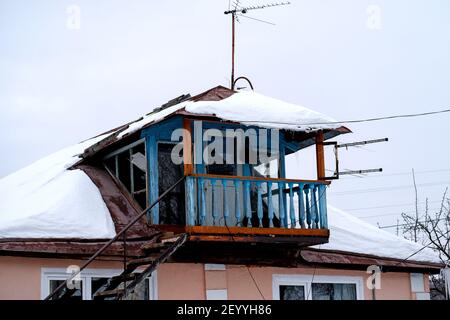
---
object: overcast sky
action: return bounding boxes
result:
[1,0,449,232]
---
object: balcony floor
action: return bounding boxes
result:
[157,225,329,246]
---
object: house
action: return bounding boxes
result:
[0,86,443,300]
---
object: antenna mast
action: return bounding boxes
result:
[224,1,290,89]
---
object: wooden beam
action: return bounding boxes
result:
[315,130,325,180]
[185,225,329,237]
[187,173,330,185]
[183,118,194,175]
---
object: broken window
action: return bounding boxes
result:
[103,140,147,209]
[49,280,83,300]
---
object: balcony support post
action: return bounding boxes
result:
[316,130,325,180]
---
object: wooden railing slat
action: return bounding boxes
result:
[185,175,328,231]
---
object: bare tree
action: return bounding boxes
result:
[401,178,450,299]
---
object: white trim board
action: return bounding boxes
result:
[41,267,157,300]
[272,274,364,300]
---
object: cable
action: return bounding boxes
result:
[330,181,450,196]
[378,218,447,229]
[241,108,450,126]
[393,228,450,266]
[340,169,450,180]
[344,200,443,212]
[356,208,442,220]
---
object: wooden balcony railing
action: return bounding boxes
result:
[185,174,329,230]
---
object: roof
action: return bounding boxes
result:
[0,85,441,268]
[80,86,350,160]
[315,206,441,264]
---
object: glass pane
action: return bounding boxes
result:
[49,279,83,300]
[279,285,305,300]
[117,151,131,191]
[104,157,116,175]
[311,283,357,300]
[91,277,110,299]
[131,144,147,209]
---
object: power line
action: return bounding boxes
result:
[241,108,450,126]
[378,218,447,229]
[340,168,450,180]
[330,180,450,196]
[344,200,444,212]
[356,208,441,219]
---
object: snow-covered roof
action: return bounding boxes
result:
[316,206,440,264]
[0,134,440,263]
[119,89,342,139]
[0,86,440,265]
[0,135,116,239]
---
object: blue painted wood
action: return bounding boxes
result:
[318,184,328,229]
[311,186,319,229]
[141,116,183,141]
[244,180,252,226]
[278,145,289,227]
[199,177,206,226]
[193,120,204,173]
[297,184,306,228]
[210,179,217,226]
[267,181,273,228]
[288,183,296,228]
[304,185,311,229]
[186,177,195,226]
[278,181,287,228]
[222,179,229,226]
[256,181,263,227]
[146,135,159,224]
[233,180,242,226]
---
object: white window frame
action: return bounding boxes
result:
[41,268,157,300]
[272,274,364,300]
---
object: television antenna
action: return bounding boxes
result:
[224,1,291,89]
[323,138,388,180]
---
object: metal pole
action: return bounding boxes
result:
[123,232,127,299]
[231,13,235,89]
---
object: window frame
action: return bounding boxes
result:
[103,139,148,209]
[41,268,157,300]
[272,274,364,300]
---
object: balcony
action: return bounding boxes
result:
[159,174,330,246]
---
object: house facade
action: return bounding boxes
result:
[0,86,442,300]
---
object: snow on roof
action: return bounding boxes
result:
[317,206,441,264]
[117,90,341,139]
[0,87,439,264]
[0,135,116,239]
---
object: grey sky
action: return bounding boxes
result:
[1,0,449,231]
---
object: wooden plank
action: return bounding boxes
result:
[318,184,328,229]
[186,177,195,226]
[256,181,263,226]
[147,135,159,223]
[185,225,329,237]
[187,234,328,245]
[183,118,193,175]
[188,173,330,185]
[315,130,326,180]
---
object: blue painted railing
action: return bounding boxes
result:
[185,174,328,229]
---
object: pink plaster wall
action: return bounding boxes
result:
[157,263,205,300]
[0,256,428,300]
[0,256,123,300]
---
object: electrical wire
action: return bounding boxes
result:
[340,169,450,180]
[356,208,442,219]
[343,200,444,212]
[378,218,447,229]
[330,181,450,196]
[240,108,450,126]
